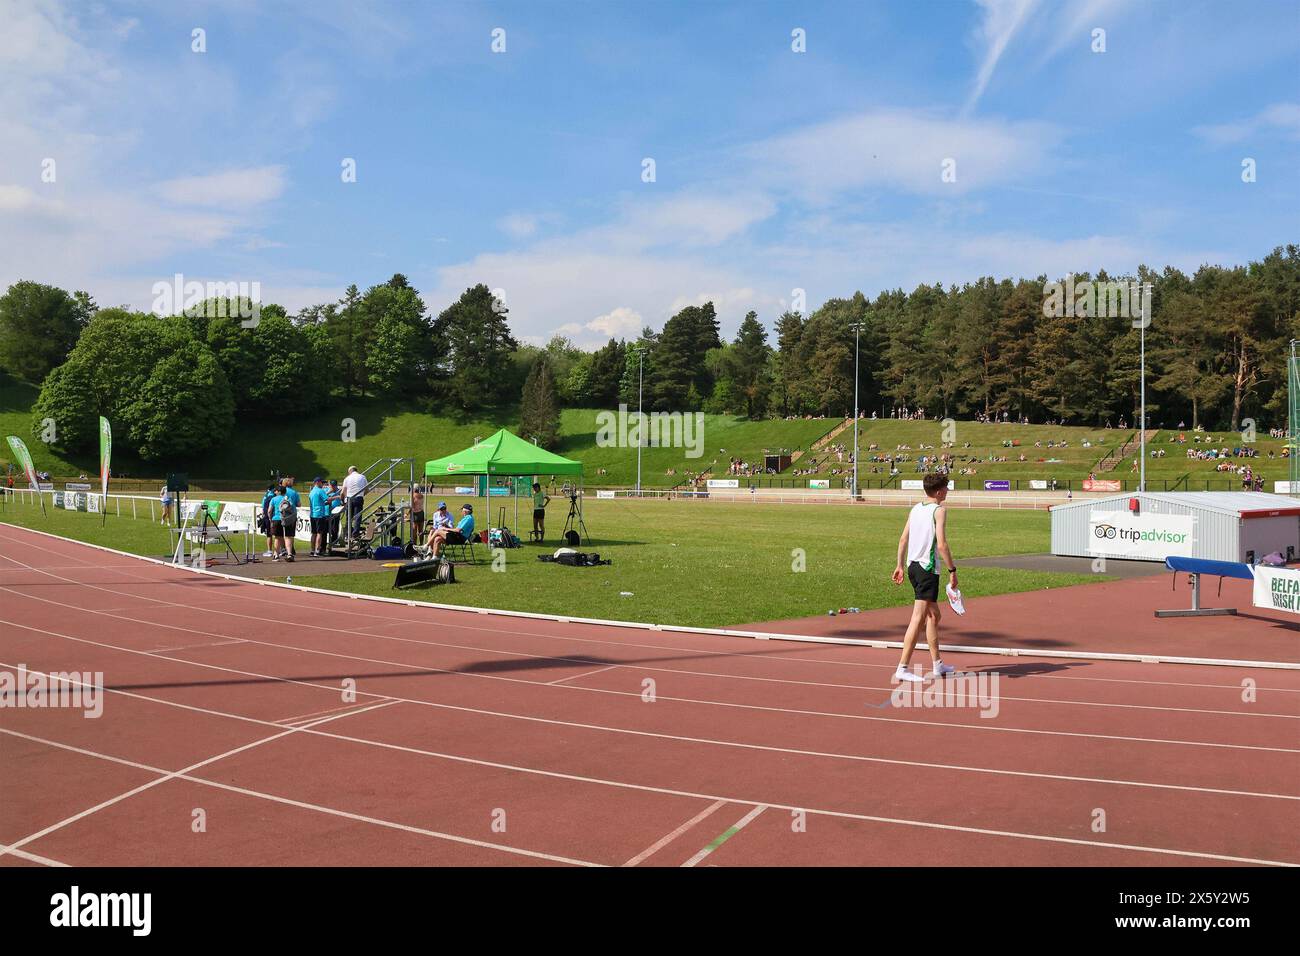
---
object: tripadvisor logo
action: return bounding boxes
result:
[1043,276,1151,329]
[1093,523,1188,544]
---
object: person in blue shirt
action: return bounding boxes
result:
[259,484,277,556]
[268,486,289,561]
[281,478,301,561]
[308,477,331,557]
[429,503,475,559]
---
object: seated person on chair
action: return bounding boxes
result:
[428,503,474,558]
[430,501,452,532]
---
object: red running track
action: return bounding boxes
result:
[0,523,1297,868]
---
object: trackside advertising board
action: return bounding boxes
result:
[1088,511,1195,560]
[1252,566,1300,615]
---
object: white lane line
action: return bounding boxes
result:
[6,621,1300,807]
[0,843,68,866]
[1,692,407,861]
[274,698,398,726]
[281,699,399,727]
[548,664,618,686]
[2,728,302,855]
[0,587,1292,756]
[2,666,1297,867]
[682,805,767,867]
[6,722,1294,868]
[145,639,248,654]
[0,727,598,867]
[622,799,728,867]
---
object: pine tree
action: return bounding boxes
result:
[436,284,519,409]
[519,355,561,448]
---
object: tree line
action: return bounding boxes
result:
[0,244,1296,462]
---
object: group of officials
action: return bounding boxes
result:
[259,466,369,562]
[257,470,549,562]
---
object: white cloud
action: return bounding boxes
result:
[500,213,542,239]
[156,166,288,208]
[0,0,84,76]
[0,185,41,211]
[555,306,645,346]
[1194,102,1300,146]
[746,109,1060,201]
[427,247,778,346]
[965,0,1040,113]
[587,307,644,338]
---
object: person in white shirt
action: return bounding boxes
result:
[891,473,959,682]
[341,465,368,539]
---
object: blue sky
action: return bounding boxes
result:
[1,0,1297,345]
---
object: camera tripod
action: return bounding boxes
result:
[562,489,589,545]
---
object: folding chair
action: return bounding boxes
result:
[445,534,480,565]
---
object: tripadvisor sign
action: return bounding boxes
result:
[1088,511,1195,560]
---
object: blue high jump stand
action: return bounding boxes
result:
[1155,556,1255,618]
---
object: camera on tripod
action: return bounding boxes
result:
[559,481,588,545]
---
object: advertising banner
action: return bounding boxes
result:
[218,502,259,532]
[1082,479,1122,492]
[984,480,1011,491]
[1252,566,1300,615]
[901,479,955,491]
[5,436,38,490]
[99,416,112,507]
[1088,511,1195,559]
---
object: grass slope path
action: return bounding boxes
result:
[1094,432,1138,473]
[785,417,853,470]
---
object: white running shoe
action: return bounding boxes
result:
[894,666,924,683]
[946,583,966,615]
[930,661,957,678]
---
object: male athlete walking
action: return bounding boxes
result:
[891,472,958,682]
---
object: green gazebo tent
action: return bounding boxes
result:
[425,428,583,535]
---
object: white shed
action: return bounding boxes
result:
[1050,491,1300,563]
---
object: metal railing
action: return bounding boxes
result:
[341,457,416,555]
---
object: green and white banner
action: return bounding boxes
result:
[99,417,112,504]
[1252,566,1300,615]
[5,435,39,490]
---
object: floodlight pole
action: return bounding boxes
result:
[1290,340,1298,497]
[849,320,864,499]
[634,347,646,496]
[1139,283,1148,493]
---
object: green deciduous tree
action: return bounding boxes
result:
[0,282,93,383]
